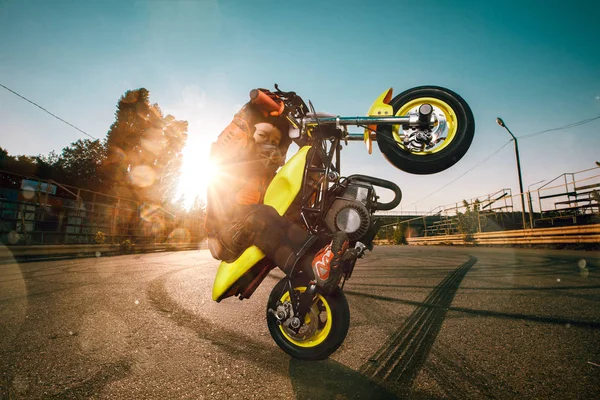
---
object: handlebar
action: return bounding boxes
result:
[347,174,402,211]
[249,89,285,117]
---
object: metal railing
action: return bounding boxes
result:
[378,166,600,242]
[407,224,600,245]
[0,170,205,246]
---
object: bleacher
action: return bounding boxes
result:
[533,169,600,228]
[410,166,600,236]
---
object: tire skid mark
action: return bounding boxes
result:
[358,256,463,268]
[146,269,289,376]
[359,256,477,395]
[346,290,600,329]
[351,282,600,292]
[425,347,518,400]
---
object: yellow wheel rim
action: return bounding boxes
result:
[392,97,458,155]
[278,287,333,348]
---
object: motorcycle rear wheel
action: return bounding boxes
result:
[266,278,349,360]
[376,86,475,174]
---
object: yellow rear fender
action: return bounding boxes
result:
[212,146,311,301]
[364,88,394,154]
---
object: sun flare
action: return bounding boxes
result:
[171,91,237,210]
[176,134,219,209]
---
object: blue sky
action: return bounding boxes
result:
[1,0,599,212]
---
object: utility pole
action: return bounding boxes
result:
[496,117,527,229]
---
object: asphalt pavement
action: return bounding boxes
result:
[1,245,599,399]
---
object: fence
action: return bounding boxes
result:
[407,224,600,246]
[0,170,205,246]
[534,166,600,227]
[382,166,600,241]
[0,242,207,262]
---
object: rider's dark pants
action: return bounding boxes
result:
[212,204,317,276]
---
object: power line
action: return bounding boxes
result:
[406,140,513,208]
[405,114,600,208]
[0,83,97,140]
[519,115,600,139]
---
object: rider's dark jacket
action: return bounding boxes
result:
[204,103,290,239]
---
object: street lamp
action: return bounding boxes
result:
[496,117,527,229]
[527,180,545,229]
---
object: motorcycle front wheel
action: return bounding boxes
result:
[266,278,349,360]
[376,86,475,174]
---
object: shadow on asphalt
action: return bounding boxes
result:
[146,268,291,375]
[48,361,132,399]
[289,358,398,399]
[346,289,600,330]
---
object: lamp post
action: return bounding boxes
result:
[527,180,545,229]
[496,117,527,229]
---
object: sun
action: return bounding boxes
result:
[171,96,236,210]
[176,133,219,209]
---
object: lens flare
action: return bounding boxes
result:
[130,165,156,188]
[168,228,191,243]
[7,231,20,244]
[22,187,35,200]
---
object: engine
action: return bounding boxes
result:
[324,179,378,242]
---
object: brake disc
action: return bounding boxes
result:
[400,105,448,152]
[281,303,320,341]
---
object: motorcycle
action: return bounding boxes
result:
[211,84,475,360]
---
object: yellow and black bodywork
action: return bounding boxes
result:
[212,146,311,302]
[364,88,394,154]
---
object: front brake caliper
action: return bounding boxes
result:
[268,301,293,325]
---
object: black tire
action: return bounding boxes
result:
[376,86,475,174]
[266,278,350,360]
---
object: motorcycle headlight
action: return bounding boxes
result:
[336,207,362,234]
[325,200,371,241]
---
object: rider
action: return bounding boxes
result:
[205,98,351,289]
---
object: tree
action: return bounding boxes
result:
[58,139,108,191]
[0,147,9,162]
[34,151,64,182]
[37,150,60,166]
[591,190,600,219]
[0,147,38,177]
[456,199,480,242]
[392,222,408,245]
[104,88,188,205]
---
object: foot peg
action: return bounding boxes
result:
[343,241,367,261]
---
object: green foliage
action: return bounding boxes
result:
[592,190,600,217]
[455,199,480,242]
[120,238,133,253]
[0,148,40,176]
[105,88,188,205]
[94,231,106,244]
[392,223,408,245]
[59,139,108,190]
[0,88,188,207]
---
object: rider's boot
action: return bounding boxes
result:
[310,231,349,291]
[237,205,355,290]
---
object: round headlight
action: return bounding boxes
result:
[336,207,362,233]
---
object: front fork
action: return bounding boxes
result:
[269,242,367,331]
[269,279,318,332]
